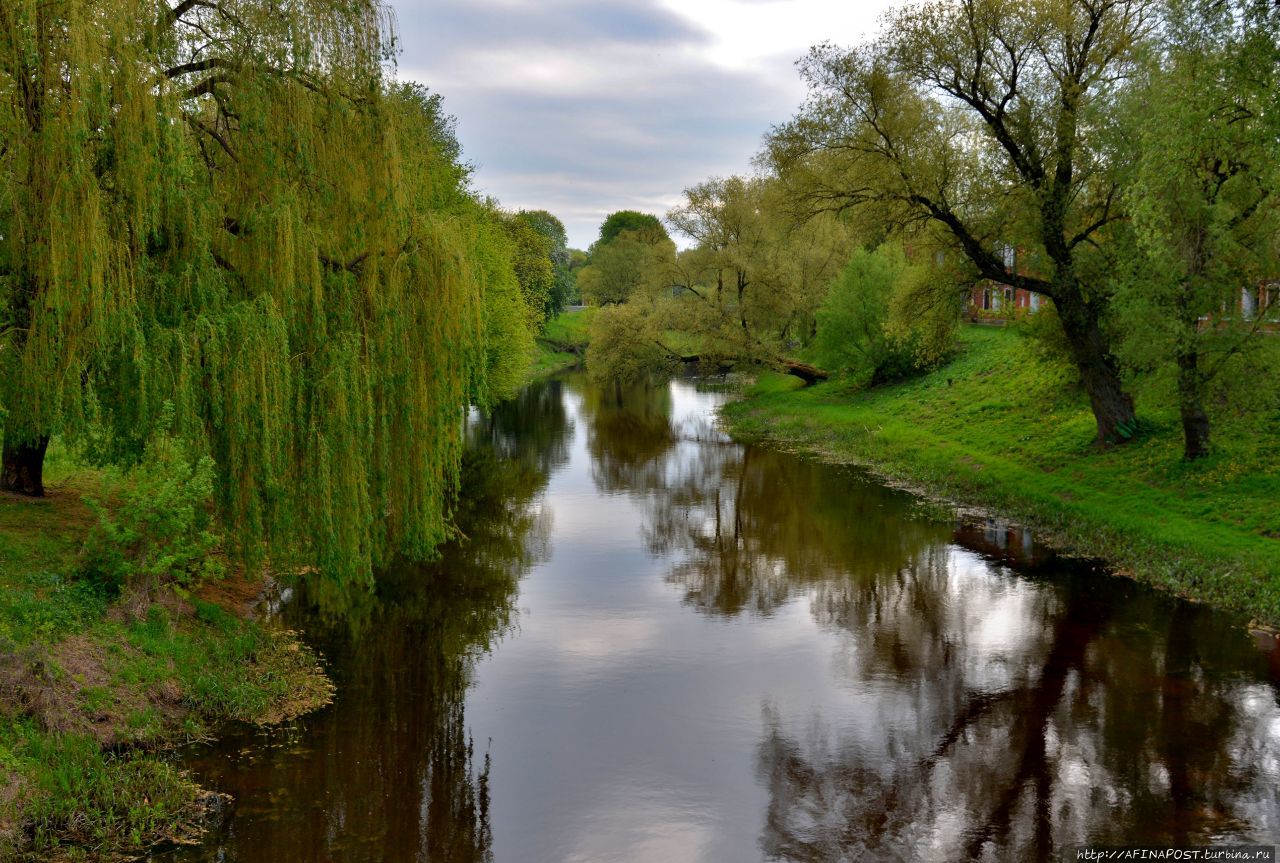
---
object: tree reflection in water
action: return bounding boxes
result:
[574,378,1280,860]
[575,379,676,496]
[166,379,570,863]
[757,576,1280,860]
[173,376,1280,862]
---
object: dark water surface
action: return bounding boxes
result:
[160,375,1280,862]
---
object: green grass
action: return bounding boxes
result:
[0,454,332,861]
[2,722,204,859]
[0,444,106,648]
[542,306,595,345]
[723,325,1280,622]
[531,307,596,378]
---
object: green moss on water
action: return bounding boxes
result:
[723,325,1280,623]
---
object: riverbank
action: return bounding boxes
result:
[722,325,1280,624]
[0,448,333,861]
[530,307,595,378]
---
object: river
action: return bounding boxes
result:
[158,374,1280,862]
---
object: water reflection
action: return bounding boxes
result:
[648,447,949,618]
[473,376,574,476]
[167,375,1280,862]
[577,381,676,496]
[757,581,1280,860]
[160,380,571,863]
[568,376,1280,857]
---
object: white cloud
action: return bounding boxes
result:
[390,0,901,248]
[659,0,893,73]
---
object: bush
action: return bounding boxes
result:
[81,426,225,595]
[585,303,675,386]
[814,246,924,386]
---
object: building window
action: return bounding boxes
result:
[1030,292,1041,312]
[1264,283,1280,320]
[1243,286,1258,320]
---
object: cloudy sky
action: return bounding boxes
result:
[391,0,899,249]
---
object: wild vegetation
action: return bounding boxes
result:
[2,0,1279,855]
[577,0,1277,463]
[0,0,578,857]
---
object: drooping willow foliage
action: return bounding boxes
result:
[0,0,535,583]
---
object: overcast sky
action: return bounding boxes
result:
[391,0,899,249]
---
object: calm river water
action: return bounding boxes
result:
[159,374,1280,862]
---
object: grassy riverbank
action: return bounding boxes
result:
[531,307,595,378]
[0,447,332,861]
[723,325,1280,623]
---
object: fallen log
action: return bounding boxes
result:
[782,360,829,384]
[536,336,585,356]
[675,352,828,385]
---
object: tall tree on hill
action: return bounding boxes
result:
[768,0,1157,445]
[1117,0,1280,459]
[0,2,532,583]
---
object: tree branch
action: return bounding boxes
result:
[166,56,237,80]
[182,110,237,162]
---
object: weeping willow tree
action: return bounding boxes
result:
[0,1,534,583]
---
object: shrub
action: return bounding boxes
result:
[814,246,925,386]
[81,423,225,595]
[585,303,674,386]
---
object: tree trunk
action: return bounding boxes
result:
[1,435,50,496]
[1177,351,1211,460]
[1174,281,1211,461]
[1054,290,1137,446]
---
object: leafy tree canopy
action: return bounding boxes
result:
[0,0,536,585]
[577,231,676,307]
[515,210,574,319]
[596,211,668,248]
[766,0,1158,444]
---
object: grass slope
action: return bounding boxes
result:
[723,325,1280,622]
[0,447,332,861]
[531,307,595,378]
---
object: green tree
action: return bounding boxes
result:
[585,304,674,389]
[0,2,532,584]
[501,211,556,329]
[596,210,666,247]
[1117,0,1279,459]
[664,175,852,366]
[769,0,1156,444]
[567,248,589,304]
[814,246,921,384]
[576,230,676,306]
[515,210,574,319]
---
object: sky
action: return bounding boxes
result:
[391,0,900,250]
